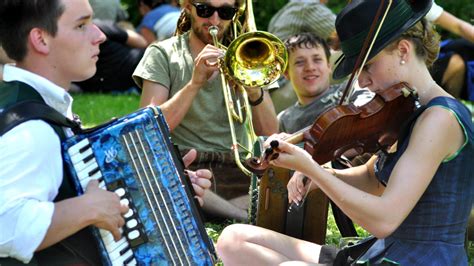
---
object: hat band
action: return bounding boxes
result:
[341,0,414,58]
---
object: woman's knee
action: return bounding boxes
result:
[216,224,245,248]
[216,224,251,257]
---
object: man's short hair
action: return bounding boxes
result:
[0,0,65,62]
[284,32,331,62]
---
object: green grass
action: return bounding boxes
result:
[72,92,474,264]
[71,92,140,127]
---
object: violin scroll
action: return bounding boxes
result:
[246,140,280,176]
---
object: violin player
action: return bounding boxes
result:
[216,0,474,265]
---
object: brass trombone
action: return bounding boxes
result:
[209,0,288,176]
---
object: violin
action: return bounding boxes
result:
[246,0,419,175]
[246,82,420,175]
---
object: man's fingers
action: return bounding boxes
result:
[85,179,99,191]
[192,183,205,197]
[195,169,212,180]
[120,202,130,215]
[111,226,122,241]
[182,149,197,168]
[195,177,211,190]
[194,196,204,207]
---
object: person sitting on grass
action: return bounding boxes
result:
[216,0,474,264]
[0,0,211,264]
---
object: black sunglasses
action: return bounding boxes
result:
[192,3,238,20]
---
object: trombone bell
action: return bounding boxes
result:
[225,31,288,88]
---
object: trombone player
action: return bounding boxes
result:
[133,0,279,221]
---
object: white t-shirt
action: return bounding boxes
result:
[425,1,444,22]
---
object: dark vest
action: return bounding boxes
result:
[0,81,102,265]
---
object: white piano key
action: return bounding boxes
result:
[76,161,100,180]
[79,172,105,191]
[100,228,112,239]
[100,231,115,247]
[67,138,90,157]
[105,237,126,253]
[79,171,103,189]
[99,181,107,190]
[70,150,95,172]
[126,258,137,266]
[107,238,129,261]
[90,171,102,181]
[112,248,134,266]
[69,147,93,165]
[101,227,124,242]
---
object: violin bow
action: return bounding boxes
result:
[339,0,393,105]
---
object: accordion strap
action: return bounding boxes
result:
[0,100,81,136]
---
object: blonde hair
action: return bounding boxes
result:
[388,19,440,67]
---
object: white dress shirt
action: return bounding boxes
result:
[0,65,74,263]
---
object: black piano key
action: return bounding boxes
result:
[123,254,135,265]
[79,143,91,153]
[119,245,130,256]
[88,167,100,177]
[83,153,94,164]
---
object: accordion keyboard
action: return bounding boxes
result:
[68,138,143,265]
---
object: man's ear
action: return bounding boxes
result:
[28,28,50,55]
[183,1,192,14]
[283,69,290,80]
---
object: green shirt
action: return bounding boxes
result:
[133,32,248,153]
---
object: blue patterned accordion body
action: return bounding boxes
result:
[62,107,216,266]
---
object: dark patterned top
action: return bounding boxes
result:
[363,97,474,265]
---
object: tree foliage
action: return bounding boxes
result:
[120,0,473,37]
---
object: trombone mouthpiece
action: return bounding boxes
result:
[209,26,219,36]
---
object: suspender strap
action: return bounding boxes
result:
[0,100,81,136]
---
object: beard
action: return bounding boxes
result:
[190,15,228,45]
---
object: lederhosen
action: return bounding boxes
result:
[0,81,102,265]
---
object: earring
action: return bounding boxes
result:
[400,60,406,65]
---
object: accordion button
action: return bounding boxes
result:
[120,198,130,206]
[124,209,134,219]
[128,229,140,240]
[115,188,126,197]
[126,219,138,229]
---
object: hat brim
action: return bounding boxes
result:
[332,0,432,80]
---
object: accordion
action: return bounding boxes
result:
[62,107,216,265]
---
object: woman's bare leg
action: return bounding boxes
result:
[216,224,323,266]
